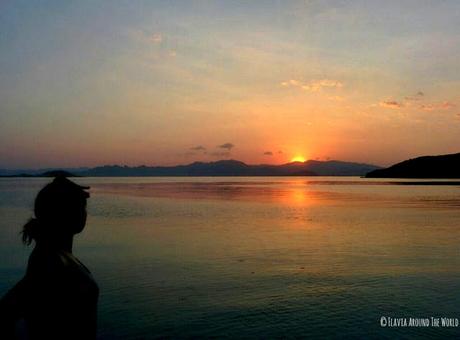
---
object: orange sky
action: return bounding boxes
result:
[1,1,459,168]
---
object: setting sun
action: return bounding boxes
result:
[290,156,306,163]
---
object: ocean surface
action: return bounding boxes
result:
[1,177,460,339]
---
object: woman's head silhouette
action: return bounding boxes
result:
[22,176,90,245]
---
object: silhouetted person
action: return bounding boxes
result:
[0,176,98,339]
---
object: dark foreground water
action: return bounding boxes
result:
[1,177,460,339]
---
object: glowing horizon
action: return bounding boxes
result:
[290,156,307,163]
[1,1,460,169]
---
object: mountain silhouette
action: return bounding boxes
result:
[366,152,460,178]
[0,170,77,178]
[1,160,380,177]
[77,159,379,177]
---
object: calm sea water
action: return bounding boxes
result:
[1,177,460,339]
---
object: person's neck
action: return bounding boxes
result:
[37,235,74,253]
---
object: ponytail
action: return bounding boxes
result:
[21,218,41,245]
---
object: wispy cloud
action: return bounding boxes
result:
[218,142,235,150]
[378,91,455,112]
[190,145,206,152]
[281,79,343,92]
[328,95,344,101]
[151,33,163,44]
[263,151,273,156]
[380,100,404,109]
[129,29,164,45]
[405,91,424,101]
[281,79,301,87]
[420,102,455,111]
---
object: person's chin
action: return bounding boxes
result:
[73,226,85,234]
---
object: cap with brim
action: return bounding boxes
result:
[49,176,90,198]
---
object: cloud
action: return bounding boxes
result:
[281,79,343,92]
[378,92,455,112]
[379,101,404,109]
[190,145,206,151]
[281,79,301,87]
[405,91,425,101]
[304,79,343,91]
[278,150,283,154]
[328,95,344,101]
[263,151,273,156]
[218,143,235,150]
[420,102,455,111]
[151,33,163,44]
[129,30,164,45]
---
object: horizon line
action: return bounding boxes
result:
[0,157,383,171]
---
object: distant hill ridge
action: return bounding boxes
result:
[0,170,78,178]
[78,159,379,177]
[1,159,380,177]
[366,152,460,178]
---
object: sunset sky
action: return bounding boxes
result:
[1,1,459,168]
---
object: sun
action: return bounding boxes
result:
[290,156,306,163]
